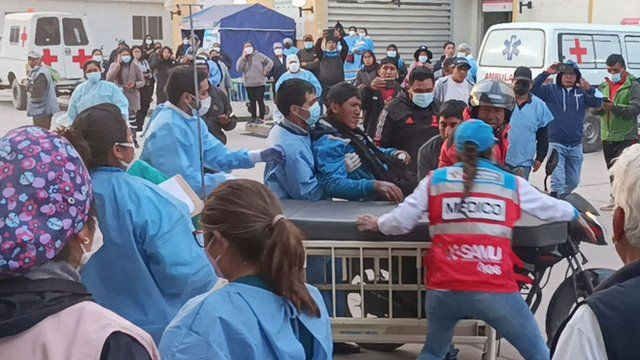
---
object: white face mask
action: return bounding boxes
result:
[145,39,153,45]
[358,33,366,38]
[245,47,254,55]
[205,236,226,279]
[76,225,103,271]
[349,31,356,37]
[183,39,190,45]
[274,48,283,56]
[418,55,429,63]
[457,52,466,58]
[92,55,103,62]
[213,47,221,52]
[199,96,212,115]
[288,62,300,72]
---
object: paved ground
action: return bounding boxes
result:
[0,92,622,359]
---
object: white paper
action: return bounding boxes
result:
[158,176,196,214]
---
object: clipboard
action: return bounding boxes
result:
[158,174,205,216]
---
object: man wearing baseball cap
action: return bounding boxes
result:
[505,66,554,180]
[26,50,59,129]
[433,57,475,104]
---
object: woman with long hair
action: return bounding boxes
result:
[131,45,155,133]
[160,180,332,359]
[60,103,216,343]
[106,47,144,141]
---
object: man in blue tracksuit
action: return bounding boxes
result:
[532,61,602,197]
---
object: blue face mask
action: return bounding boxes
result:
[121,55,131,63]
[86,72,101,83]
[387,50,397,58]
[304,41,314,49]
[411,92,434,108]
[306,102,321,125]
[611,73,623,84]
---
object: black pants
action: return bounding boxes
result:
[246,85,265,119]
[603,140,636,168]
[136,83,154,132]
[603,139,636,184]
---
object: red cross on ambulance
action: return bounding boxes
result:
[569,39,588,64]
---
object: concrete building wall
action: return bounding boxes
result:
[517,0,640,24]
[452,0,482,54]
[0,0,172,51]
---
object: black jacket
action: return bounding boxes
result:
[150,56,176,104]
[203,85,236,144]
[269,55,287,84]
[417,134,444,179]
[377,92,441,172]
[0,276,150,360]
[361,84,402,138]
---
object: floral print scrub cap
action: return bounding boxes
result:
[0,126,92,274]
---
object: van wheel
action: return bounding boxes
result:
[582,115,600,153]
[12,80,27,111]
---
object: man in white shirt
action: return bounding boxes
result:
[552,144,640,360]
[433,57,475,105]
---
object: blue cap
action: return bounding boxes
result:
[454,119,497,152]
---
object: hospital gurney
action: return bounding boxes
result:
[282,200,569,358]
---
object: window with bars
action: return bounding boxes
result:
[132,16,163,40]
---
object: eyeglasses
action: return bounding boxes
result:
[114,142,135,148]
[193,230,205,248]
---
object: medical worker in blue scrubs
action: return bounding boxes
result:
[60,103,216,344]
[140,65,284,196]
[67,60,129,123]
[344,27,374,82]
[275,55,323,99]
[160,179,333,359]
[265,78,324,201]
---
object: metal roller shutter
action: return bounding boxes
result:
[327,0,452,61]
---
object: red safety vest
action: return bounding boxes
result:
[425,161,529,293]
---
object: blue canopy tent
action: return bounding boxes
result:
[181,4,296,78]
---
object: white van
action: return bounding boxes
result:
[477,22,640,152]
[0,12,95,110]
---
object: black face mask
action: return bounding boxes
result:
[513,82,530,96]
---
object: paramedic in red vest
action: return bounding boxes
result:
[439,79,513,167]
[356,120,595,360]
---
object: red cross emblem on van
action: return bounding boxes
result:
[72,49,93,68]
[41,49,58,66]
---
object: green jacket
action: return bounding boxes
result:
[597,74,640,142]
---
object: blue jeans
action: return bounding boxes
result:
[549,143,583,197]
[419,290,549,360]
[506,164,532,180]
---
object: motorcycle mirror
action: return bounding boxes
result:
[546,149,559,176]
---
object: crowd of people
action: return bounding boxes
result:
[6,21,640,360]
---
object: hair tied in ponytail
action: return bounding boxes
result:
[272,214,286,227]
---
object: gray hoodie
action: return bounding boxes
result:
[236,51,274,88]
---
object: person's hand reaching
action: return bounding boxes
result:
[260,147,285,165]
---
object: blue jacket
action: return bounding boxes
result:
[159,279,333,360]
[343,35,375,82]
[81,167,216,344]
[275,69,323,98]
[206,60,223,88]
[141,102,258,197]
[265,120,325,201]
[283,46,299,57]
[532,64,602,147]
[67,79,129,122]
[310,120,397,201]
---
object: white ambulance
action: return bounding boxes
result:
[0,12,95,110]
[477,22,640,152]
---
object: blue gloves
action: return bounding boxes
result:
[260,147,285,165]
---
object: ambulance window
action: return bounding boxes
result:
[625,36,640,69]
[62,18,88,46]
[558,34,595,69]
[9,26,20,44]
[479,29,545,68]
[35,17,60,46]
[593,35,621,69]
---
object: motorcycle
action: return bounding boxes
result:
[341,149,614,353]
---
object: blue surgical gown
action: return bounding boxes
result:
[283,46,300,57]
[140,102,257,197]
[159,279,333,360]
[311,121,397,201]
[67,79,129,122]
[264,121,325,201]
[81,167,216,344]
[275,70,323,98]
[343,36,374,82]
